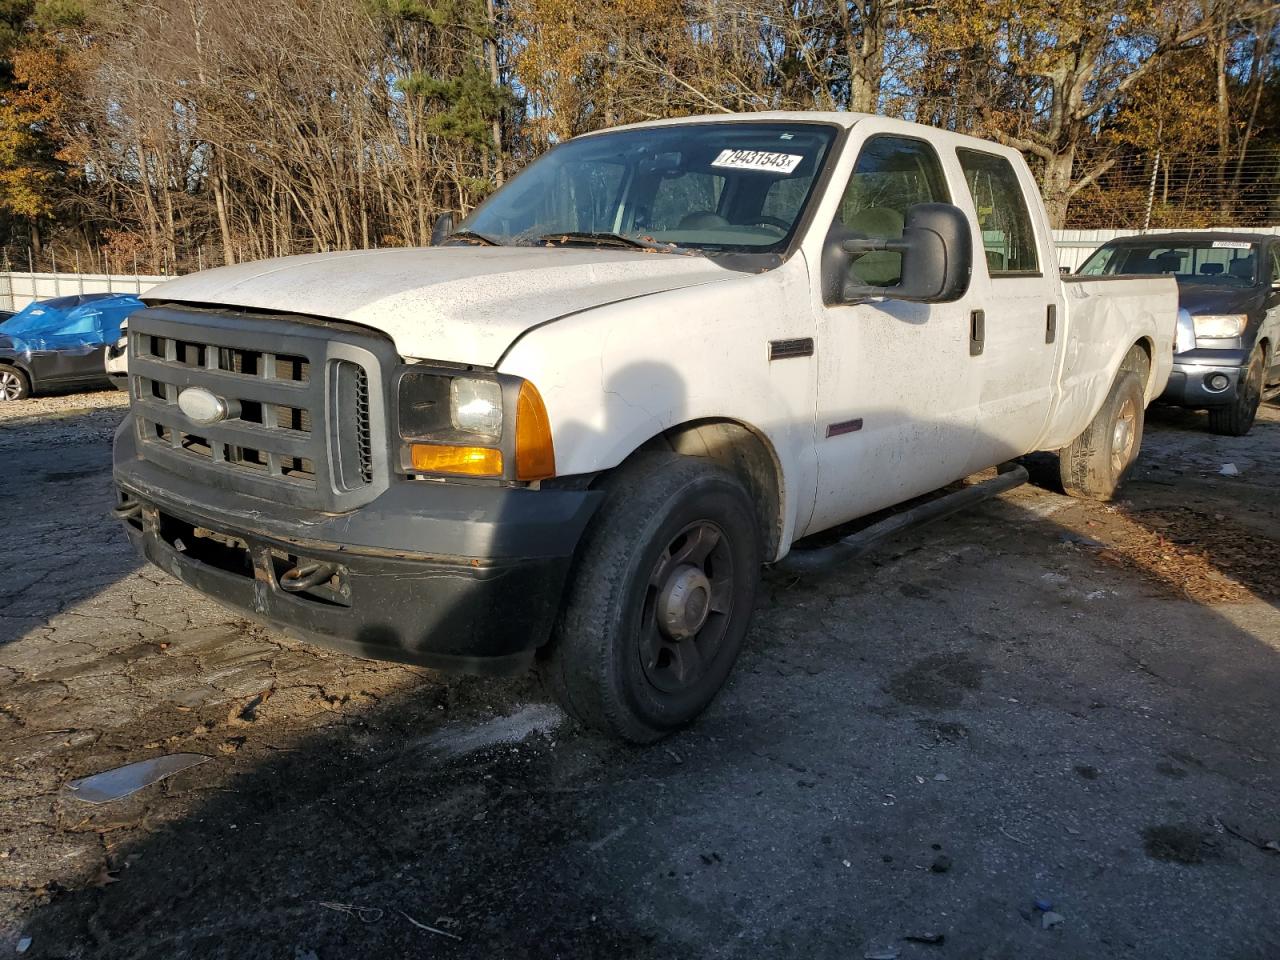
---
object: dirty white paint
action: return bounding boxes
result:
[147,247,730,367]
[145,111,1179,559]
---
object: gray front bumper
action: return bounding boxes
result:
[113,419,602,673]
[1159,349,1249,408]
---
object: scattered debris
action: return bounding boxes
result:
[1033,897,1054,912]
[1218,463,1240,477]
[863,946,900,960]
[65,754,209,804]
[903,932,945,945]
[399,910,463,941]
[929,854,951,874]
[1094,506,1264,604]
[1041,911,1065,930]
[16,937,31,954]
[232,688,274,724]
[932,773,949,782]
[317,901,383,923]
[90,865,120,888]
[1059,532,1103,548]
[423,704,563,757]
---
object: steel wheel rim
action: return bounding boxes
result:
[1111,395,1137,476]
[639,520,734,695]
[0,371,20,401]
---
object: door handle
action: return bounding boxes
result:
[1046,304,1057,344]
[969,309,985,356]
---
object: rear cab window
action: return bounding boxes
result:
[955,148,1040,277]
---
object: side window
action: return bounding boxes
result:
[956,148,1040,277]
[1271,246,1280,285]
[837,135,949,286]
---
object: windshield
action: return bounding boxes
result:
[459,122,838,253]
[1079,240,1260,286]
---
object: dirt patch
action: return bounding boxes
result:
[1117,506,1280,602]
[1142,824,1217,865]
[1055,509,1252,604]
[886,653,982,709]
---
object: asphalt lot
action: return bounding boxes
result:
[2,389,1278,959]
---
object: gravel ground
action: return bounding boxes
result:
[1,391,1278,959]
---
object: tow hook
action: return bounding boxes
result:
[279,561,338,593]
[112,500,142,521]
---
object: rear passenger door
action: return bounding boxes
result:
[953,147,1061,457]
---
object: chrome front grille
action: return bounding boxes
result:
[127,306,392,511]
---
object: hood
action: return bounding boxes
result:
[147,247,735,365]
[1176,283,1264,317]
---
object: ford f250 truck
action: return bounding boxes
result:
[113,113,1177,742]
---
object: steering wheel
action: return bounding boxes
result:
[747,215,790,234]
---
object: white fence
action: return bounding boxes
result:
[2,226,1277,310]
[0,271,171,311]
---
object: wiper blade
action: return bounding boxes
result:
[538,232,683,252]
[445,230,501,247]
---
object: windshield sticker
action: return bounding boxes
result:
[1211,240,1252,250]
[711,149,803,174]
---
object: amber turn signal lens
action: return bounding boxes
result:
[409,443,503,477]
[515,380,555,481]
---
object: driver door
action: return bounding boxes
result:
[808,133,989,533]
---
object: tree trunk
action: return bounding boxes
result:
[1041,149,1076,229]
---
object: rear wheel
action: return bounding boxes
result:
[0,366,30,401]
[540,453,761,743]
[1059,364,1145,501]
[1207,348,1264,437]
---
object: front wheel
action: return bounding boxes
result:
[540,453,761,743]
[0,366,30,401]
[1207,348,1264,437]
[1059,366,1146,501]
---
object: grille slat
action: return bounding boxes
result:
[130,320,378,507]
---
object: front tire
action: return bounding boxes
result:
[0,366,30,401]
[540,453,761,743]
[1059,364,1145,501]
[1207,348,1264,437]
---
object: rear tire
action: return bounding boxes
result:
[1059,364,1145,501]
[0,366,30,401]
[1207,348,1263,437]
[540,453,761,743]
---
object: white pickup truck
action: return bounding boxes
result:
[113,113,1176,741]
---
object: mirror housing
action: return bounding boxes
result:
[829,202,972,305]
[430,213,455,246]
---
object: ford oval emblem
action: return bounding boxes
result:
[178,386,233,425]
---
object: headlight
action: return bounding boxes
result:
[1193,314,1247,339]
[396,368,554,481]
[450,377,503,438]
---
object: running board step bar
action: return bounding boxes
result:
[776,463,1029,575]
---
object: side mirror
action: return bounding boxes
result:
[1060,265,1071,276]
[430,213,455,246]
[830,202,973,304]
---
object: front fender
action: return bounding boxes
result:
[499,256,819,552]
